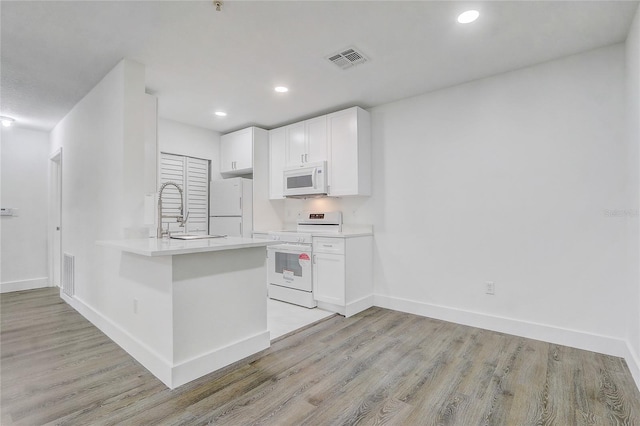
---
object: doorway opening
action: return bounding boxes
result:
[49,148,62,288]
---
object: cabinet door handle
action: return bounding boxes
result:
[305,154,308,162]
[301,154,304,163]
[240,222,243,236]
[323,244,333,247]
[313,255,316,264]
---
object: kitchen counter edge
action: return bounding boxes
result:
[253,227,373,239]
[96,237,278,257]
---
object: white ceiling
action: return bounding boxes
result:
[2,1,638,134]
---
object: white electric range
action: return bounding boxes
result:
[266,212,343,308]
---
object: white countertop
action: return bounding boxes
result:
[254,225,373,238]
[331,226,374,238]
[97,236,277,257]
[313,230,373,238]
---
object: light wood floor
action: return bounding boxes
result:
[2,288,639,425]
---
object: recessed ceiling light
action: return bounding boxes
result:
[0,116,15,127]
[457,10,479,24]
[274,86,289,93]
[214,111,227,117]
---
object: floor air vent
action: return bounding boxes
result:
[327,47,368,70]
[63,253,75,296]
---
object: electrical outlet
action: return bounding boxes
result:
[133,299,139,314]
[485,281,495,295]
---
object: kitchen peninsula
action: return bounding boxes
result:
[92,236,276,389]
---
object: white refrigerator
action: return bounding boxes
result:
[209,177,253,237]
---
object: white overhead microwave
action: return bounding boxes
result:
[283,161,328,198]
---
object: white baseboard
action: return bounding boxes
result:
[374,294,639,390]
[346,295,374,318]
[316,296,375,318]
[60,292,270,389]
[1,277,49,293]
[316,301,345,316]
[172,331,270,388]
[60,292,174,386]
[623,342,640,390]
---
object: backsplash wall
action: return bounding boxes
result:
[282,196,374,229]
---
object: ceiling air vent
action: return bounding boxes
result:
[327,47,368,70]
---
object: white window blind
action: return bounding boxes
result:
[160,153,210,235]
[185,157,209,234]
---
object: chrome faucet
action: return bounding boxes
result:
[157,181,188,238]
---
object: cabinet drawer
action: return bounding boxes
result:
[313,237,345,254]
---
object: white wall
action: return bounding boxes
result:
[49,58,149,325]
[0,127,51,291]
[157,118,221,180]
[276,45,633,361]
[283,197,372,229]
[369,44,629,351]
[626,6,640,382]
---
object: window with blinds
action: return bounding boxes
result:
[160,153,210,235]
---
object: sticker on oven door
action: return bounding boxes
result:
[299,253,310,267]
[283,269,294,281]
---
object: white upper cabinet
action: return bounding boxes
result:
[268,106,371,199]
[285,116,327,167]
[306,115,328,164]
[269,126,286,199]
[327,107,371,197]
[220,127,258,175]
[285,122,306,167]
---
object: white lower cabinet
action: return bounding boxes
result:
[312,235,373,317]
[313,252,346,306]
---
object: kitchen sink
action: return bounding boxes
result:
[170,234,227,240]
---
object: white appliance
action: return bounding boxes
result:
[209,177,253,237]
[267,211,342,308]
[283,161,328,198]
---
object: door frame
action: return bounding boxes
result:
[49,148,62,288]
